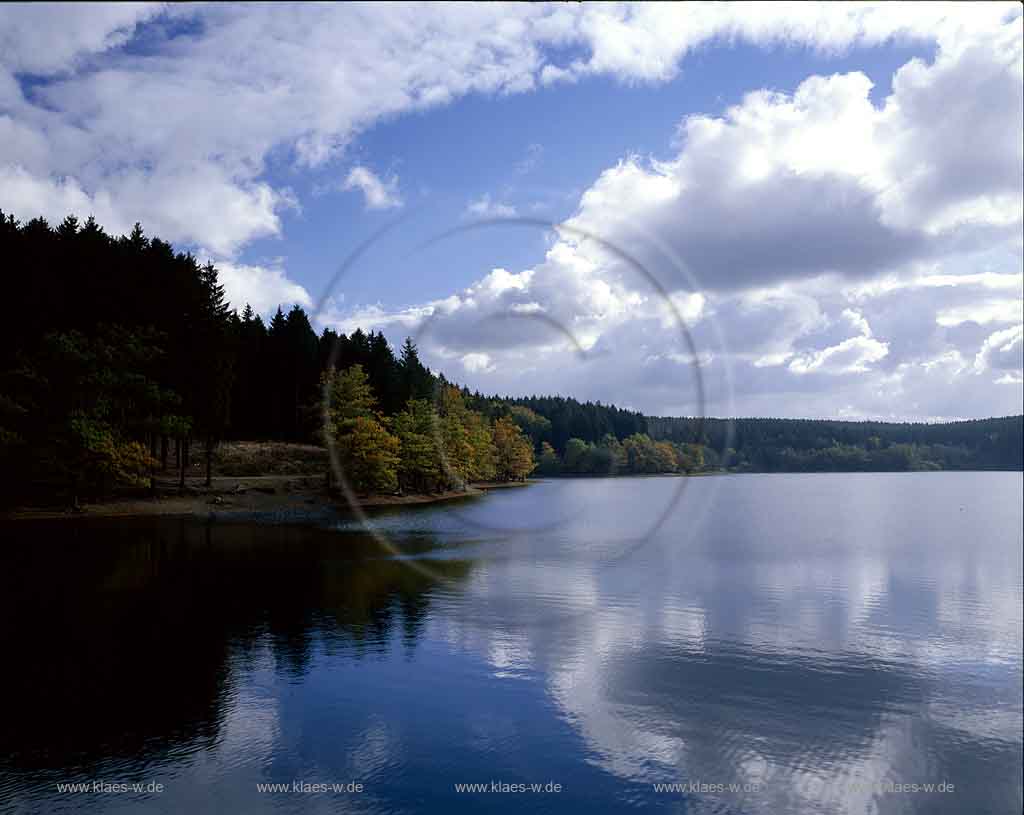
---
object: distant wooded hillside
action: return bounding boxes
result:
[645,415,1023,472]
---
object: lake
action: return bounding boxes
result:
[1,473,1021,814]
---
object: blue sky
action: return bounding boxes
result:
[1,3,1021,419]
[248,37,935,309]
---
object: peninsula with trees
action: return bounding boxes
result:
[1,211,1020,516]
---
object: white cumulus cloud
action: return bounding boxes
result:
[342,166,403,211]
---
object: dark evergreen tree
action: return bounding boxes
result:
[231,305,269,438]
[284,305,320,440]
[397,338,435,405]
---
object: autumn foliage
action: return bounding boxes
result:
[323,366,534,495]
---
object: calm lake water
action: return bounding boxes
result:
[1,473,1021,814]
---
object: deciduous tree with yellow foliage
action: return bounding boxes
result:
[493,416,536,482]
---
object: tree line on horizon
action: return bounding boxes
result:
[0,210,1019,504]
[645,414,1023,472]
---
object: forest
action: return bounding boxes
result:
[1,210,1020,505]
[0,211,541,502]
[645,415,1023,472]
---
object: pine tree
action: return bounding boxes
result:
[284,304,320,439]
[322,364,401,495]
[392,399,446,493]
[398,338,434,404]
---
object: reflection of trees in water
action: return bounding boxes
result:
[0,517,471,776]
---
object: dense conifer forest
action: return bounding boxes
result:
[645,415,1023,472]
[1,211,1020,504]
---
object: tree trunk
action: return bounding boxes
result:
[148,432,155,497]
[178,436,186,491]
[205,435,214,487]
[161,435,169,471]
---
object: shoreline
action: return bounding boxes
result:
[0,476,533,522]
[6,468,1010,523]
